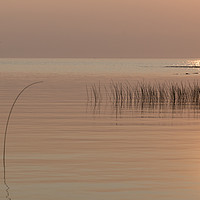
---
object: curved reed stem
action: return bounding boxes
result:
[3,81,43,180]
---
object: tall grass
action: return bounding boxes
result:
[87,80,200,108]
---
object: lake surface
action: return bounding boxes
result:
[1,58,200,200]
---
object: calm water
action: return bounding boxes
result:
[1,59,200,200]
[0,58,200,75]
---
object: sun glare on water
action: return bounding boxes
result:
[187,60,200,67]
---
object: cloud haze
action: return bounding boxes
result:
[1,0,200,58]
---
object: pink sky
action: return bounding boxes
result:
[1,0,200,58]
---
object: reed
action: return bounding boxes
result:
[3,81,43,181]
[88,80,200,108]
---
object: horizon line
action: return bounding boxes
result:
[1,57,200,59]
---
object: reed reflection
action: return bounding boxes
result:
[87,80,200,118]
[3,167,11,200]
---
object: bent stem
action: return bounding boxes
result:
[3,81,43,180]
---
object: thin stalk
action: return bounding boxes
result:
[3,81,43,180]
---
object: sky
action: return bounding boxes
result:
[1,0,200,58]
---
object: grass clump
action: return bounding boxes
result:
[87,80,200,108]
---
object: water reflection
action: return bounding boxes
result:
[3,152,11,200]
[165,59,200,67]
[87,98,200,119]
[3,124,12,200]
[4,177,11,200]
[188,59,200,67]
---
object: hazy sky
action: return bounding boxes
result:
[1,0,200,58]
